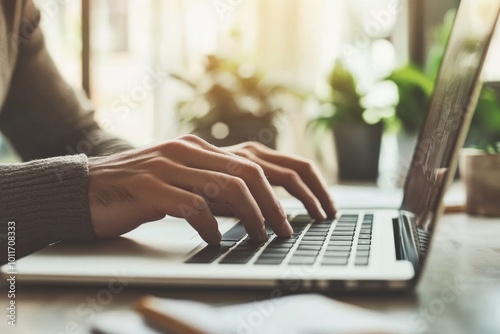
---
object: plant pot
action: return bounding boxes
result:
[333,122,383,182]
[192,116,277,149]
[460,149,500,217]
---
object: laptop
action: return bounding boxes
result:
[2,0,499,291]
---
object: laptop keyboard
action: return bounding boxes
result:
[186,214,373,266]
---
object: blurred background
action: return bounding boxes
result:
[1,0,500,187]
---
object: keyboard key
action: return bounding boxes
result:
[255,258,284,265]
[331,231,355,236]
[355,256,369,266]
[185,242,234,263]
[355,250,370,257]
[308,224,330,229]
[324,250,350,257]
[289,256,316,265]
[335,223,356,228]
[358,234,371,239]
[360,229,371,234]
[336,220,357,224]
[334,226,356,230]
[294,249,320,257]
[313,218,333,223]
[265,248,292,254]
[336,221,357,225]
[220,251,256,264]
[322,257,348,266]
[298,240,324,246]
[336,221,357,226]
[222,223,247,241]
[339,214,358,219]
[304,231,329,237]
[356,245,370,251]
[326,245,351,251]
[312,223,332,228]
[297,244,323,251]
[301,236,325,241]
[261,248,289,255]
[258,253,287,260]
[333,227,356,232]
[234,241,265,252]
[330,236,353,241]
[328,241,352,246]
[357,239,371,245]
[266,244,293,250]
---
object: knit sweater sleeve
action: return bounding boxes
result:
[0,1,133,265]
[0,155,95,264]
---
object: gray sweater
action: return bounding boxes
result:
[0,1,133,265]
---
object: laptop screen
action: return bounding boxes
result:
[401,0,500,231]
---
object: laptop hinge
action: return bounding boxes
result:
[395,211,420,271]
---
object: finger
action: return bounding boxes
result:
[148,182,221,245]
[237,152,328,220]
[179,137,292,230]
[244,144,336,217]
[180,134,242,158]
[153,160,268,241]
[163,143,292,238]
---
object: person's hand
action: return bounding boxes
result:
[88,135,336,245]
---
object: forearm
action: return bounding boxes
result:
[0,0,133,161]
[0,154,95,265]
[57,125,135,157]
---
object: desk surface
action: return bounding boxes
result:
[2,212,500,334]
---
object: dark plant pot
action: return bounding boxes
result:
[193,116,277,149]
[333,122,383,182]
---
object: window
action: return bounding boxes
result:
[35,0,347,148]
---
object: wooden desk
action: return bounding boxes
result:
[1,213,500,334]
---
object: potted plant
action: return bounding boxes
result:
[310,60,392,181]
[170,55,299,148]
[460,144,500,216]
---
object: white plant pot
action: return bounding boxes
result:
[460,148,500,216]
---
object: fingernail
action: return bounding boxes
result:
[317,212,327,221]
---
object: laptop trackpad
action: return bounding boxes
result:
[39,216,238,260]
